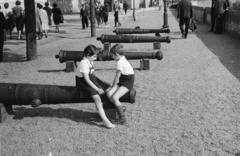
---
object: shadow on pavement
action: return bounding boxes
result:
[4,41,25,45]
[38,69,65,73]
[170,8,240,81]
[95,67,141,71]
[3,50,26,62]
[13,107,103,127]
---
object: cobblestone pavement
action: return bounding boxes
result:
[1,7,240,156]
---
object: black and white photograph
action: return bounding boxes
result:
[0,0,240,155]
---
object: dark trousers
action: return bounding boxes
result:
[81,16,88,29]
[115,16,121,26]
[48,15,52,26]
[0,30,4,62]
[179,17,190,38]
[124,8,127,14]
[215,13,224,34]
[210,7,216,31]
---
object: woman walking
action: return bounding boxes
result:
[52,3,63,32]
[2,3,15,40]
[12,0,24,40]
[37,4,49,38]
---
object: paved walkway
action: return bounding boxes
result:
[1,7,240,156]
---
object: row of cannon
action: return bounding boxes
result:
[0,28,171,121]
[58,27,171,71]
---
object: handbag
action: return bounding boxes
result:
[189,18,197,31]
[60,14,64,23]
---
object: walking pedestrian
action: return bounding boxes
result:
[102,3,109,28]
[99,3,104,24]
[214,0,230,34]
[123,1,128,15]
[178,0,193,39]
[75,45,115,129]
[114,8,121,27]
[0,11,5,62]
[43,2,52,26]
[38,4,49,38]
[12,0,24,40]
[106,44,135,125]
[80,3,90,29]
[52,3,63,33]
[35,3,42,40]
[209,0,216,32]
[2,3,15,40]
[95,1,102,27]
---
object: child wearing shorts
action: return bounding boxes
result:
[75,45,115,129]
[107,44,134,125]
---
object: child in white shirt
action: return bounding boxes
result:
[107,44,134,125]
[76,45,115,129]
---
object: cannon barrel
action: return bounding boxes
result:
[96,35,171,44]
[55,50,163,63]
[113,28,170,35]
[0,82,136,113]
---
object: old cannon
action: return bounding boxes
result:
[0,81,136,115]
[55,50,163,63]
[113,28,170,36]
[96,34,171,44]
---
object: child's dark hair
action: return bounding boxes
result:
[110,44,125,56]
[83,45,101,57]
[4,3,9,8]
[15,0,21,5]
[53,3,57,7]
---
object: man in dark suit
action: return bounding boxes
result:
[178,0,193,39]
[209,0,216,32]
[214,0,230,34]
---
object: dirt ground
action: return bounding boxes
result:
[1,8,240,156]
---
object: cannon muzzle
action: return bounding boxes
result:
[0,82,136,113]
[96,35,171,44]
[56,50,163,63]
[113,28,170,35]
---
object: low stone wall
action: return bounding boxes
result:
[225,10,240,35]
[192,5,240,36]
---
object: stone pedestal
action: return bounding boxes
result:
[65,61,76,72]
[140,59,150,70]
[153,42,161,49]
[104,43,111,52]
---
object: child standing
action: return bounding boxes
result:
[114,8,121,27]
[107,44,134,125]
[76,45,115,129]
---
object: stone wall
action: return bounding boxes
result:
[192,5,240,36]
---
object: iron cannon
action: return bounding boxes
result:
[55,50,163,63]
[96,34,171,44]
[0,81,136,114]
[113,28,170,35]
